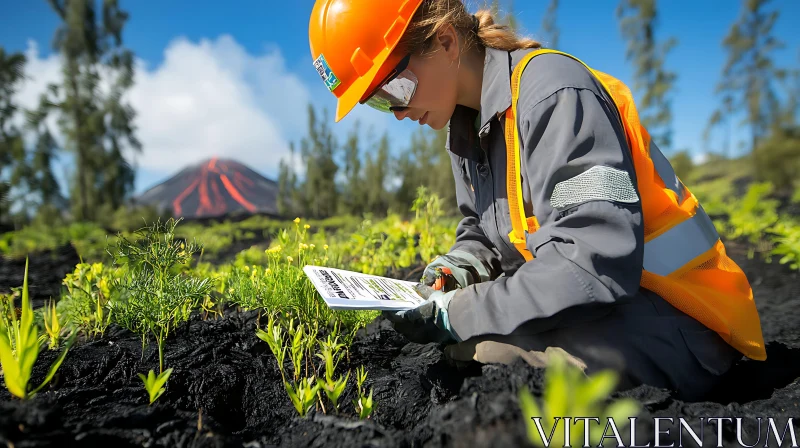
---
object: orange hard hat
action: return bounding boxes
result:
[309,0,425,122]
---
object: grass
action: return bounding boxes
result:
[2,182,797,421]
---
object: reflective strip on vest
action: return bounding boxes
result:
[642,205,719,276]
[649,139,686,203]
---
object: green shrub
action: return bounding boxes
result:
[60,262,118,339]
[108,218,213,372]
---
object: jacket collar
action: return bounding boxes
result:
[478,47,514,135]
[446,47,523,160]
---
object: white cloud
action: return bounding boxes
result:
[15,35,313,188]
[127,35,310,178]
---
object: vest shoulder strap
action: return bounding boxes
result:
[504,49,584,260]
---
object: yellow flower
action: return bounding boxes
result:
[287,256,293,263]
[294,217,301,224]
[309,244,315,249]
[265,268,271,275]
[304,224,310,230]
[323,244,329,250]
[244,266,250,272]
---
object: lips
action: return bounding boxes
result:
[419,111,429,126]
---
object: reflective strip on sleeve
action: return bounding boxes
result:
[642,205,719,276]
[649,140,686,203]
[549,165,640,211]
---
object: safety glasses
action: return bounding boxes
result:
[361,53,418,113]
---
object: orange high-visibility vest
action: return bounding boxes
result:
[504,49,766,361]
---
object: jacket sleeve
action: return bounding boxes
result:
[447,86,645,340]
[446,151,503,280]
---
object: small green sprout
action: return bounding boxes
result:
[256,313,287,381]
[518,350,640,447]
[288,320,305,383]
[352,365,374,419]
[138,367,173,405]
[316,331,350,413]
[0,259,76,400]
[285,376,320,417]
[42,299,65,350]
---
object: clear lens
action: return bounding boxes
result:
[364,69,418,113]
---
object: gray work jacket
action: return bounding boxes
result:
[446,47,646,341]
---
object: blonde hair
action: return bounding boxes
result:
[399,0,541,55]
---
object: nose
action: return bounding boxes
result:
[392,107,410,121]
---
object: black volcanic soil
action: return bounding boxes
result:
[0,240,798,447]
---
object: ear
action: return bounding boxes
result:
[436,24,461,62]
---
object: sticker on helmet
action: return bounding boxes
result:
[313,54,341,92]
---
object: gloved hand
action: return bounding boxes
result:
[382,283,462,345]
[421,250,492,291]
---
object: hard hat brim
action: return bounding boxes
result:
[334,51,393,123]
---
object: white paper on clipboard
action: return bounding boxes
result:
[303,265,425,310]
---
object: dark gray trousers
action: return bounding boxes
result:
[444,289,743,402]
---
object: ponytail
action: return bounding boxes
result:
[399,0,541,55]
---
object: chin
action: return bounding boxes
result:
[427,116,447,130]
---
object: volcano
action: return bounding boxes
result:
[135,157,280,219]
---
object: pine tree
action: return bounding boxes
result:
[540,0,560,50]
[341,122,365,216]
[299,105,339,218]
[708,0,785,161]
[277,142,299,217]
[392,128,457,216]
[39,0,141,221]
[363,132,390,216]
[616,0,678,150]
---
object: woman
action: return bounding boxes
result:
[308,0,766,401]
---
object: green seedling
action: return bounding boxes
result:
[316,331,350,413]
[256,313,287,381]
[518,351,640,447]
[285,376,320,417]
[288,319,305,383]
[352,365,374,419]
[138,367,173,405]
[60,262,114,339]
[42,299,66,350]
[0,259,76,400]
[109,218,213,373]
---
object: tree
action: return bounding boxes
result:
[277,142,299,217]
[38,0,141,221]
[393,127,456,216]
[363,132,390,216]
[299,105,339,218]
[708,0,785,161]
[340,122,366,216]
[0,48,32,225]
[616,0,678,150]
[540,0,560,49]
[490,0,518,31]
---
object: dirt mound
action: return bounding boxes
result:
[1,241,799,447]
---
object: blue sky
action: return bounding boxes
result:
[2,0,799,195]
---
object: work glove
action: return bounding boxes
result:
[421,250,492,292]
[382,283,462,345]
